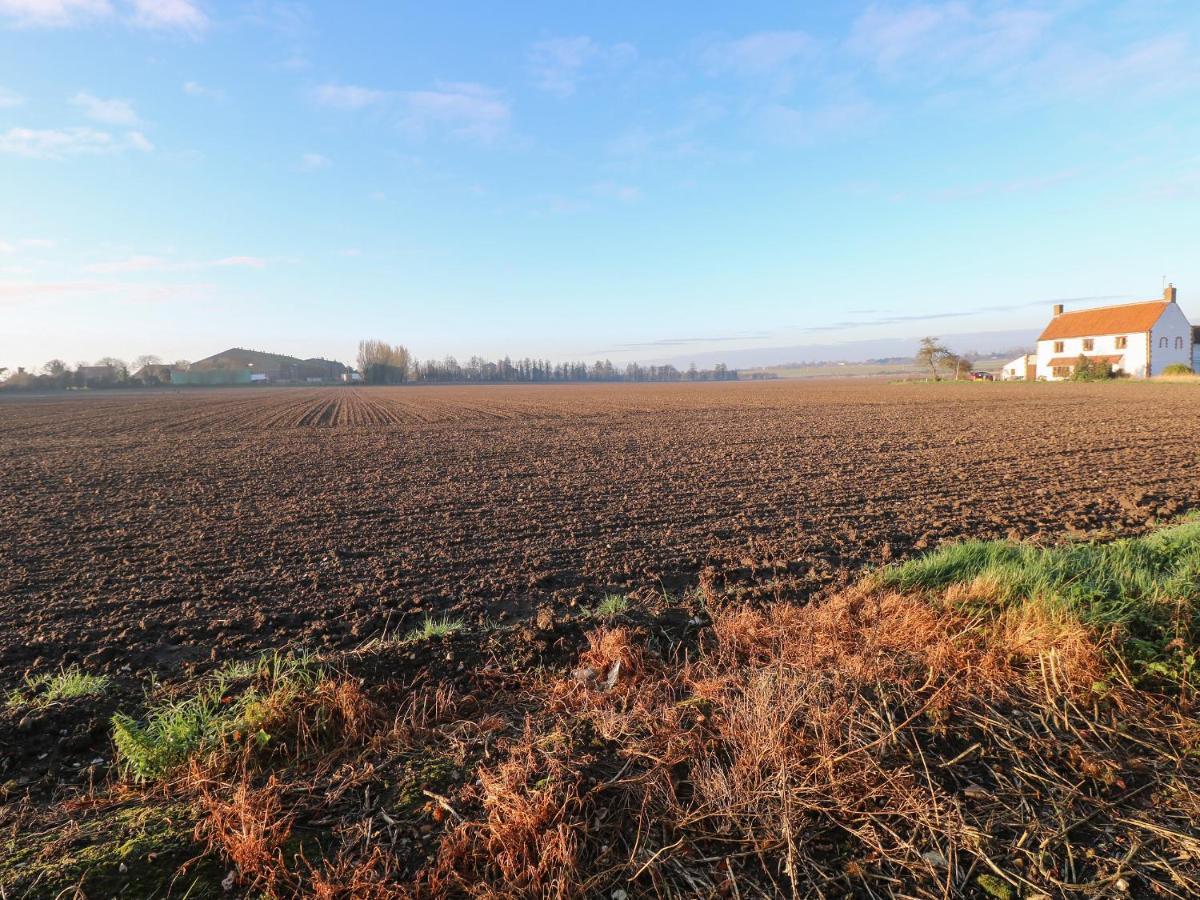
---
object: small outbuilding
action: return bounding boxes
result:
[1000,354,1036,381]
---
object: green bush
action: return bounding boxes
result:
[1161,363,1194,376]
[1069,355,1116,381]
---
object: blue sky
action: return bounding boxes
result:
[2,0,1199,370]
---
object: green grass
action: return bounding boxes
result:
[7,667,110,709]
[112,650,321,783]
[591,594,631,619]
[874,518,1200,675]
[404,615,465,642]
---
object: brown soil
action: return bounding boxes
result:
[3,379,1198,689]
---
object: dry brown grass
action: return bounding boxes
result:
[96,579,1200,898]
[190,769,292,892]
[425,587,1200,898]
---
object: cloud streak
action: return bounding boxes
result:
[702,30,819,88]
[0,0,206,30]
[0,278,214,306]
[72,91,139,124]
[0,126,152,158]
[313,80,512,142]
[83,254,267,273]
[798,296,1132,333]
[0,0,112,27]
[527,35,635,97]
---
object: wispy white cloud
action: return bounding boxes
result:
[0,86,23,107]
[849,2,1052,77]
[296,151,330,171]
[758,98,878,146]
[72,91,139,125]
[84,254,267,273]
[126,130,153,151]
[127,0,206,33]
[592,180,642,203]
[0,0,113,27]
[315,80,512,142]
[312,82,388,109]
[0,0,206,30]
[527,35,636,97]
[1032,33,1199,99]
[0,278,214,306]
[0,237,55,253]
[183,80,223,99]
[212,255,266,268]
[702,30,820,88]
[398,82,510,141]
[0,126,152,158]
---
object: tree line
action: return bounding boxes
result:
[0,355,191,390]
[356,339,737,385]
[2,342,740,390]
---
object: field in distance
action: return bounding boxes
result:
[752,356,1006,379]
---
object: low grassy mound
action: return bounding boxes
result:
[874,518,1200,687]
[5,524,1200,897]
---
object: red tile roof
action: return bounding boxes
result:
[1047,355,1124,367]
[1039,301,1168,341]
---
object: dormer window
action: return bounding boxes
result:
[1082,339,1094,351]
[1053,341,1064,353]
[1115,336,1127,349]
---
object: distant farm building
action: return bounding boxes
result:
[76,365,119,387]
[1035,285,1193,380]
[133,364,173,385]
[1000,354,1036,381]
[176,348,349,386]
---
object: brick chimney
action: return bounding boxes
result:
[1164,283,1177,303]
[1053,303,1064,316]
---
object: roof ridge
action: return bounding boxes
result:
[1058,298,1166,315]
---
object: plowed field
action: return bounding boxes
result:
[3,380,1199,681]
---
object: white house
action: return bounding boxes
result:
[1000,354,1035,381]
[1035,285,1193,380]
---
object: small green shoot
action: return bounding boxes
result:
[7,667,110,710]
[591,594,631,619]
[404,615,465,642]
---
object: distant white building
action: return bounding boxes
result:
[1035,285,1193,380]
[1000,354,1035,381]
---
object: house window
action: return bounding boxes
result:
[1053,341,1064,353]
[1160,337,1169,348]
[1053,366,1072,378]
[1176,337,1184,349]
[1115,336,1127,349]
[1082,338,1094,351]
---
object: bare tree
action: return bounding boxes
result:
[357,339,411,384]
[915,337,950,381]
[96,357,129,381]
[133,354,162,372]
[43,359,68,377]
[173,359,191,371]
